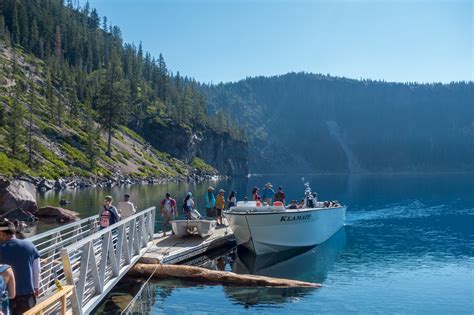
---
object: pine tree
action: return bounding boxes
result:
[84,100,98,170]
[27,86,36,166]
[55,26,62,65]
[45,68,55,121]
[29,19,39,54]
[11,1,20,45]
[7,96,26,158]
[0,15,5,38]
[96,48,130,156]
[157,53,168,102]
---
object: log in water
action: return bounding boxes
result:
[129,263,321,287]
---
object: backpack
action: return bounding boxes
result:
[0,264,10,314]
[109,206,119,225]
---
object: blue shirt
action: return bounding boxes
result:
[0,239,40,296]
[205,192,216,208]
[261,188,275,199]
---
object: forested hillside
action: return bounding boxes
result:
[0,0,248,179]
[202,73,474,174]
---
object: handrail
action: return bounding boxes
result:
[28,216,100,300]
[63,207,154,252]
[28,215,99,243]
[24,285,74,315]
[60,207,156,315]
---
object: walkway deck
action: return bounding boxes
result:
[141,221,234,265]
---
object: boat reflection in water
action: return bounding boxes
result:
[224,227,347,307]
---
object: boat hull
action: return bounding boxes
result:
[225,206,346,254]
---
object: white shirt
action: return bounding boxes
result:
[117,201,136,218]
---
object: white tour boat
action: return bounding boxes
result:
[224,183,346,255]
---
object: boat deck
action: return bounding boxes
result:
[140,220,234,264]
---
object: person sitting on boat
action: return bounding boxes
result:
[261,183,275,205]
[288,199,298,209]
[182,192,194,219]
[298,199,305,208]
[274,186,286,205]
[324,201,331,208]
[331,200,341,207]
[252,187,260,202]
[227,191,237,208]
[303,191,316,208]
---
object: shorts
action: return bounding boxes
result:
[163,212,174,225]
[206,207,216,217]
[216,208,223,217]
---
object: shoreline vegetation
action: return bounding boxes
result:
[0,0,248,187]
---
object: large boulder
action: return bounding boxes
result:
[0,179,38,215]
[1,207,37,222]
[36,206,80,222]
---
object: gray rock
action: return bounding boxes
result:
[0,179,38,215]
[1,207,37,222]
[37,206,80,222]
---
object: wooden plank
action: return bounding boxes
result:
[24,285,74,315]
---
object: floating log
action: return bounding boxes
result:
[129,263,320,288]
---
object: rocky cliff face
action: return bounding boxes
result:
[142,123,249,176]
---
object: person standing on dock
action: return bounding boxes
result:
[160,193,177,236]
[99,196,120,230]
[215,189,226,226]
[117,194,136,219]
[205,186,216,218]
[0,219,40,315]
[183,192,194,219]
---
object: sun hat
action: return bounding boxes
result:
[265,183,273,188]
[208,186,214,191]
[219,189,225,193]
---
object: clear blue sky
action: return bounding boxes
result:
[85,0,473,84]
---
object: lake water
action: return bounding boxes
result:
[36,174,474,314]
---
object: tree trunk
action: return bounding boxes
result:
[129,263,320,288]
[106,125,112,156]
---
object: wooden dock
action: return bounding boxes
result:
[140,222,234,265]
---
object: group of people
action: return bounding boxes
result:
[252,182,339,209]
[252,183,286,205]
[98,194,137,230]
[159,186,238,235]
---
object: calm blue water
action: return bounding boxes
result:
[37,174,474,314]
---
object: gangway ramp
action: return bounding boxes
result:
[28,207,156,315]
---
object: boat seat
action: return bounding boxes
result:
[273,201,284,206]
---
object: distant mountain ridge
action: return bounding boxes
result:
[202,72,474,174]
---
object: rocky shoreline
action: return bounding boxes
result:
[14,170,225,192]
[0,171,225,233]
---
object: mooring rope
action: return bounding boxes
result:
[120,263,160,315]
